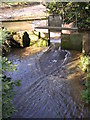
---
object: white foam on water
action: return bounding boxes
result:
[50,32,61,37]
[50,39,61,43]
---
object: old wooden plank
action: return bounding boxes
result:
[35,26,78,31]
[1,17,47,22]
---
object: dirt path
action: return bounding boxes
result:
[7,47,89,118]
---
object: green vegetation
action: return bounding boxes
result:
[46,2,90,29]
[80,55,90,72]
[29,31,48,47]
[0,28,11,56]
[0,28,21,118]
[82,73,90,104]
[0,28,9,45]
[80,55,90,104]
[2,57,21,118]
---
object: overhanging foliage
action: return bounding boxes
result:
[46,2,90,29]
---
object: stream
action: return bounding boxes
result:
[6,46,89,118]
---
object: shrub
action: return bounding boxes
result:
[80,55,90,72]
[80,55,90,104]
[82,73,90,104]
[0,27,21,118]
[0,28,11,56]
[1,57,21,118]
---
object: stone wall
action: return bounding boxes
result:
[82,31,90,55]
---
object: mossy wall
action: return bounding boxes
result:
[61,33,82,51]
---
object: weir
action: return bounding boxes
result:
[34,13,78,47]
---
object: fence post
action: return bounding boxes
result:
[48,16,50,46]
[38,32,41,39]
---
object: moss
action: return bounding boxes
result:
[61,33,82,51]
[70,33,82,51]
[61,34,72,50]
[61,40,72,50]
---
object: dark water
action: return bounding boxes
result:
[6,47,90,118]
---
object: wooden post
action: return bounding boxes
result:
[48,29,50,46]
[48,16,50,46]
[75,12,77,28]
[38,32,41,39]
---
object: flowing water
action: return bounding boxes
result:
[6,46,90,118]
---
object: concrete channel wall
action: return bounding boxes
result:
[61,32,82,51]
[61,31,90,53]
[34,30,90,54]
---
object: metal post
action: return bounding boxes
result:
[63,11,64,26]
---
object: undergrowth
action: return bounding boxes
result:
[0,28,21,118]
[80,55,90,104]
[30,31,48,47]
